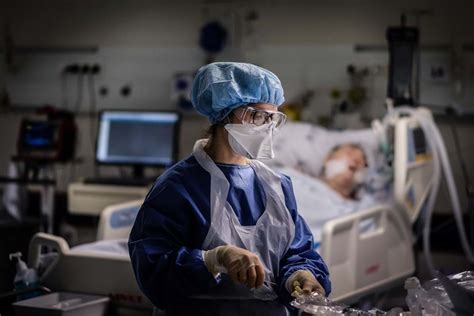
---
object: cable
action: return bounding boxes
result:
[60,71,69,110]
[73,73,84,114]
[449,118,472,198]
[86,72,100,177]
[87,73,97,148]
[449,118,474,261]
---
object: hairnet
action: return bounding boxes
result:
[191,62,285,123]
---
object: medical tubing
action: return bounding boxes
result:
[73,73,84,114]
[389,107,474,276]
[450,120,472,198]
[417,109,474,265]
[386,107,441,276]
[407,109,442,276]
[419,116,441,277]
[430,116,474,262]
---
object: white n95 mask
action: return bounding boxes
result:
[224,122,276,159]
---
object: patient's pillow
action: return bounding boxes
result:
[269,121,380,176]
[268,121,392,201]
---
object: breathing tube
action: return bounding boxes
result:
[384,105,474,277]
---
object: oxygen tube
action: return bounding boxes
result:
[385,105,474,276]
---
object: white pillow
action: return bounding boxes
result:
[269,121,380,176]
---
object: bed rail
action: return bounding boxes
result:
[320,204,414,303]
[27,233,152,309]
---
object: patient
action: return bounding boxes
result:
[283,143,376,248]
[319,143,368,199]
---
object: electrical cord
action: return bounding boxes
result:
[87,73,97,147]
[449,118,472,198]
[60,71,69,110]
[449,116,474,261]
[86,71,100,177]
[73,73,84,114]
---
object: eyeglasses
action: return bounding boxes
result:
[235,107,287,128]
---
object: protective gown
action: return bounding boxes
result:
[128,144,331,315]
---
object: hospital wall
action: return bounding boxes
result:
[0,0,473,214]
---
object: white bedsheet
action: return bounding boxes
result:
[66,166,380,256]
[71,239,129,257]
[279,167,379,248]
[269,122,381,177]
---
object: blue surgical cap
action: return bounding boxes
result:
[191,62,285,123]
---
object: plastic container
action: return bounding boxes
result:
[13,292,109,316]
[404,277,422,316]
[9,251,41,300]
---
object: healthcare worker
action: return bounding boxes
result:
[128,62,331,316]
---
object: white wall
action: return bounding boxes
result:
[0,0,473,214]
[2,0,473,114]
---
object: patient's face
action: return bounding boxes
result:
[330,145,366,171]
[323,145,367,196]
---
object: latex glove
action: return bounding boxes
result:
[203,245,265,289]
[286,270,325,297]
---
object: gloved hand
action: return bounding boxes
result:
[286,270,325,297]
[203,245,265,289]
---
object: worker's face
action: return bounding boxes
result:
[323,145,367,191]
[223,103,282,160]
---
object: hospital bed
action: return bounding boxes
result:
[27,109,434,308]
[269,112,434,302]
[28,200,153,310]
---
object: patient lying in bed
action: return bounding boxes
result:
[279,143,378,248]
[65,145,376,255]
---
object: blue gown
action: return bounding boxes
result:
[128,155,331,312]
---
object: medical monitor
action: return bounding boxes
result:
[96,110,181,177]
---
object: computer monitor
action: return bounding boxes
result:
[96,110,181,178]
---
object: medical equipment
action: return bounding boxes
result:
[386,15,419,106]
[1,107,76,232]
[67,182,149,216]
[385,106,474,277]
[1,162,56,233]
[236,106,287,127]
[225,122,277,159]
[17,107,77,162]
[95,110,181,179]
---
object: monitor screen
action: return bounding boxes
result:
[96,111,180,167]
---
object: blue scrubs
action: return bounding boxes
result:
[128,155,331,311]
